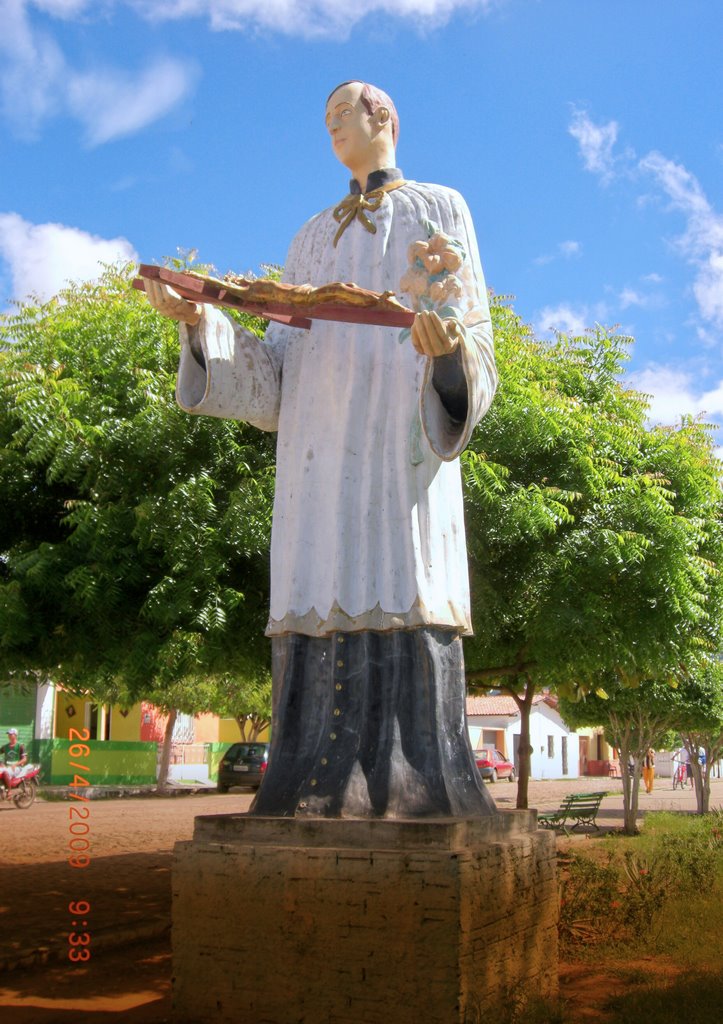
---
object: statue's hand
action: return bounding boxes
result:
[144,280,201,326]
[410,310,463,358]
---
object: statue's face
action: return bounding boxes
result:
[325,82,381,171]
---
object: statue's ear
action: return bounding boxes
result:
[373,106,391,130]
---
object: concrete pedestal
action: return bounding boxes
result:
[172,812,558,1024]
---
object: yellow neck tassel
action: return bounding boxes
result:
[332,180,407,248]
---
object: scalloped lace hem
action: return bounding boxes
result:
[265,599,472,638]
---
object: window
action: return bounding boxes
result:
[547,735,554,759]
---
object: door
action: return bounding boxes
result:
[579,736,589,776]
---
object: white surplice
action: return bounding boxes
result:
[177,181,497,638]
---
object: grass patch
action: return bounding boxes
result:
[559,810,723,962]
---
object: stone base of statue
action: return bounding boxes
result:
[171,812,558,1024]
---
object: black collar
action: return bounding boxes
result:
[349,167,404,195]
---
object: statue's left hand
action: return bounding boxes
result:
[410,310,464,358]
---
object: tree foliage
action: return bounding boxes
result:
[0,263,276,707]
[560,679,683,832]
[462,299,723,807]
[2,270,722,814]
[670,661,723,813]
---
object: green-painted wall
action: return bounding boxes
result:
[0,686,35,748]
[36,739,157,785]
[207,742,235,781]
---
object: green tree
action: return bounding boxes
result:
[673,661,723,813]
[0,264,275,725]
[560,680,683,833]
[210,673,272,742]
[463,300,723,810]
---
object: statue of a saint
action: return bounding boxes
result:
[144,81,498,818]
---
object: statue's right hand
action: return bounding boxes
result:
[144,280,201,326]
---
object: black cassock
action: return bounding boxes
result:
[250,628,497,818]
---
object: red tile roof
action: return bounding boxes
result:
[466,693,554,717]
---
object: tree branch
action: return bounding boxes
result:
[466,661,536,684]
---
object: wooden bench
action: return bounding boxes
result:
[537,791,607,835]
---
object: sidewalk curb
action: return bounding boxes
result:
[0,918,170,974]
[39,784,216,801]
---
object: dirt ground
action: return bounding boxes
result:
[0,777,719,1023]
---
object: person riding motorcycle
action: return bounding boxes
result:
[0,728,27,799]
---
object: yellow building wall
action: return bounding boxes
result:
[110,705,141,741]
[217,719,240,743]
[218,718,270,743]
[54,694,87,739]
[53,692,269,746]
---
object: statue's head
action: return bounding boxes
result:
[325,81,398,179]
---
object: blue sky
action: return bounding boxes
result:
[1,0,722,431]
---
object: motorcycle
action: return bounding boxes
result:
[0,764,41,809]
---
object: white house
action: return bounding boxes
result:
[466,694,580,780]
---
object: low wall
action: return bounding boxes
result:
[34,738,157,785]
[205,742,231,782]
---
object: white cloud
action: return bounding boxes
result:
[67,58,198,146]
[568,108,620,183]
[131,0,498,39]
[11,0,501,46]
[0,213,138,302]
[533,240,581,266]
[0,1,198,143]
[619,288,646,309]
[638,151,723,329]
[0,0,66,138]
[568,111,723,333]
[695,252,723,325]
[535,303,590,337]
[2,0,497,141]
[638,152,715,225]
[559,240,581,257]
[627,365,700,424]
[30,0,90,14]
[627,363,723,426]
[617,284,665,312]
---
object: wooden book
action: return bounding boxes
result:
[133,265,415,330]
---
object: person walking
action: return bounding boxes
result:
[673,744,691,788]
[642,747,655,794]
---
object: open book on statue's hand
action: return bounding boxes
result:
[133,265,415,330]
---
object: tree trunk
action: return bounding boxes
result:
[156,709,177,792]
[249,717,270,741]
[619,736,641,835]
[513,679,535,810]
[701,762,711,814]
[236,716,249,741]
[684,737,706,814]
[692,759,705,814]
[619,737,631,828]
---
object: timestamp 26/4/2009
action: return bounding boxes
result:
[67,726,92,961]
